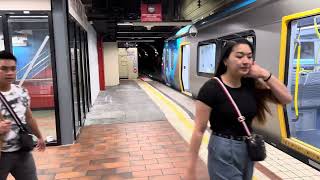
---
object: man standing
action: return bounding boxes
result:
[0,51,45,180]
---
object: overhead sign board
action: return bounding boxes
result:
[141,3,162,22]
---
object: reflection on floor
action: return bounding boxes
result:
[32,109,56,142]
[296,130,320,148]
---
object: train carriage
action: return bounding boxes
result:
[162,0,320,169]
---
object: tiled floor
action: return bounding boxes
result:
[8,121,208,180]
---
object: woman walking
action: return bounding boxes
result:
[186,39,292,180]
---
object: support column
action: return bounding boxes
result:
[97,35,106,90]
[51,0,74,144]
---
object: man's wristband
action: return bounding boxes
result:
[263,72,272,82]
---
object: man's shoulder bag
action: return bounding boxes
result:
[0,92,35,152]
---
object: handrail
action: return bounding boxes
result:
[294,32,301,118]
[314,16,320,39]
[314,16,320,66]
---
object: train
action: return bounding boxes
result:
[161,0,320,170]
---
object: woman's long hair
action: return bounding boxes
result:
[214,38,278,124]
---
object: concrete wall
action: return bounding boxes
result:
[104,42,120,86]
[68,0,99,103]
[118,48,138,79]
[0,0,51,10]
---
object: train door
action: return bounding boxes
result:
[181,44,191,93]
[280,10,320,161]
[287,15,320,148]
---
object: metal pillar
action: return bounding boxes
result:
[51,0,74,144]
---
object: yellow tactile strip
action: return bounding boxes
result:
[136,80,210,163]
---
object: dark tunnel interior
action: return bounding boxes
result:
[118,40,165,82]
[137,40,164,82]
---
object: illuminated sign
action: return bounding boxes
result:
[141,3,162,22]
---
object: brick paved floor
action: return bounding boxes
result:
[8,121,209,180]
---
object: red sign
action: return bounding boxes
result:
[141,3,162,22]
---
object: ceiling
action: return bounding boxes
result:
[80,0,192,42]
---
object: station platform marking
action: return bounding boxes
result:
[137,79,270,180]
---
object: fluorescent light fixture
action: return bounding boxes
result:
[117,32,168,34]
[117,22,133,26]
[117,40,155,42]
[117,37,162,39]
[8,16,48,18]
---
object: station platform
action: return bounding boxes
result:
[9,79,320,180]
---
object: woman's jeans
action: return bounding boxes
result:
[208,135,254,180]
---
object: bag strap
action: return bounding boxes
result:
[0,91,28,132]
[213,77,252,137]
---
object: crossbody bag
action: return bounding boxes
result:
[213,77,266,161]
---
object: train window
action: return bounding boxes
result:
[198,43,216,75]
[286,15,320,149]
[168,49,172,70]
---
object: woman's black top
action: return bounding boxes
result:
[197,77,258,136]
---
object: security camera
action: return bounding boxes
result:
[189,25,198,37]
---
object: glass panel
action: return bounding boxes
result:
[165,48,169,71]
[68,19,80,134]
[0,16,4,51]
[75,25,84,121]
[286,15,320,149]
[8,16,57,143]
[170,49,174,70]
[85,33,91,106]
[84,33,91,108]
[198,43,216,74]
[80,30,88,114]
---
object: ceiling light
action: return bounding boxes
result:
[117,40,155,42]
[117,37,162,39]
[117,22,133,26]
